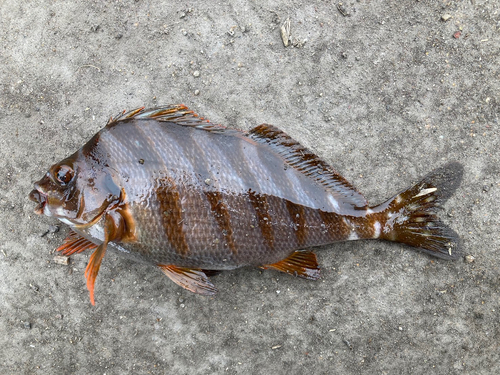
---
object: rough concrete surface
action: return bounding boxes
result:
[1,0,499,374]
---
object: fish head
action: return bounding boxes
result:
[29,138,122,227]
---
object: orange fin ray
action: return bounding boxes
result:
[56,231,98,256]
[84,242,108,306]
[262,250,320,280]
[108,105,227,132]
[158,265,217,296]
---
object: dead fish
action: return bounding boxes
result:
[29,105,463,305]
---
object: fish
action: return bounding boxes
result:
[29,105,464,305]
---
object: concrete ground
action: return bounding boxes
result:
[1,0,499,374]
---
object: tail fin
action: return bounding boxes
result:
[372,162,463,260]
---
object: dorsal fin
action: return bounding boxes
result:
[107,105,227,132]
[247,124,368,209]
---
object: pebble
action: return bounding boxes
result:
[441,14,452,22]
[48,225,59,233]
[194,90,200,96]
[465,255,475,263]
[53,255,69,265]
[193,70,200,77]
[41,225,60,237]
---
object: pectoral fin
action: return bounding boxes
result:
[262,250,320,280]
[158,265,218,296]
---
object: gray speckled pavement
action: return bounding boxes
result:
[1,1,499,374]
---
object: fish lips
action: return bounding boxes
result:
[29,188,47,215]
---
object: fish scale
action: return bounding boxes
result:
[29,105,464,304]
[99,119,347,264]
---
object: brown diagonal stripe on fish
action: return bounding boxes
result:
[28,104,464,305]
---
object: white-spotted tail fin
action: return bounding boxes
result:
[371,162,463,260]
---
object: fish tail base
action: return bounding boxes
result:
[370,162,463,260]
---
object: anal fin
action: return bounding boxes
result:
[56,230,98,256]
[262,250,320,280]
[158,265,218,296]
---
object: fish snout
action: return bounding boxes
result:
[29,188,47,215]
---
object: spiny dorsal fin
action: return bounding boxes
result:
[261,250,320,280]
[158,264,218,295]
[56,230,97,256]
[107,105,227,132]
[247,124,368,209]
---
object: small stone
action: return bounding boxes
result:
[337,3,349,17]
[453,31,461,39]
[138,159,144,164]
[22,321,31,329]
[482,185,490,192]
[53,255,69,265]
[29,283,39,292]
[48,225,59,234]
[441,14,452,22]
[465,255,475,263]
[193,70,200,77]
[194,89,200,96]
[204,178,211,185]
[280,18,291,47]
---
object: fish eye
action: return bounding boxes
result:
[55,165,74,185]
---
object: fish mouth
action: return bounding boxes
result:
[29,189,47,215]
